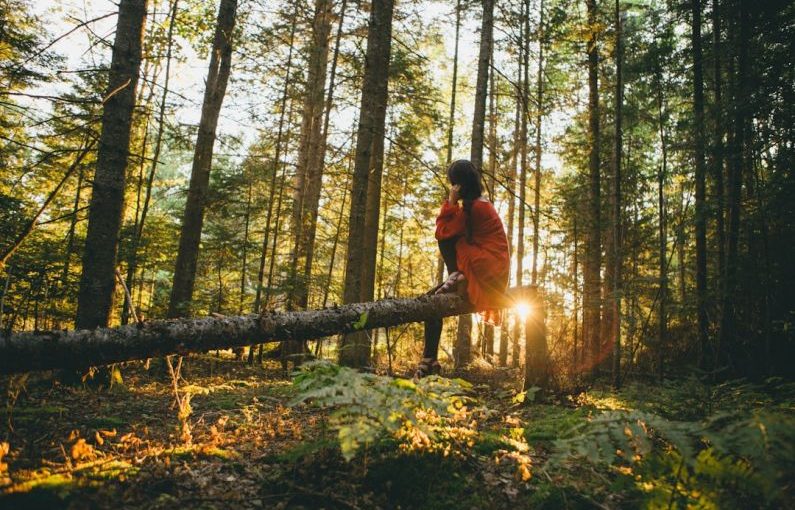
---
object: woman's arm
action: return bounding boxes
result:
[435,200,466,240]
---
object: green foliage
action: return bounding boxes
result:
[291,361,474,461]
[551,396,795,508]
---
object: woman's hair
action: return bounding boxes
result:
[447,159,483,244]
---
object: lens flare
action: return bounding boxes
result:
[515,301,531,320]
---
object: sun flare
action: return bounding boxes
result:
[515,301,531,321]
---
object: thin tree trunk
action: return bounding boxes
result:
[500,53,521,368]
[512,0,528,370]
[75,0,148,330]
[711,0,725,304]
[531,0,544,286]
[122,0,179,324]
[339,0,394,368]
[610,0,623,388]
[692,0,709,368]
[655,54,669,383]
[254,6,298,315]
[439,0,462,286]
[454,0,493,368]
[168,0,237,318]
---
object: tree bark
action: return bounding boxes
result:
[512,0,529,369]
[289,0,333,310]
[75,0,148,330]
[339,0,394,367]
[253,5,298,318]
[1,286,538,375]
[168,0,237,318]
[692,0,708,367]
[610,0,623,388]
[122,0,179,325]
[453,0,494,368]
[583,0,602,375]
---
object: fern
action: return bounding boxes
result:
[291,361,475,461]
[550,405,795,508]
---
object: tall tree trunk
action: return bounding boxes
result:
[122,0,179,325]
[583,0,602,376]
[483,57,497,357]
[439,0,463,287]
[303,0,348,308]
[719,0,748,367]
[610,0,623,388]
[525,0,548,390]
[338,0,394,368]
[446,0,461,167]
[512,0,528,369]
[531,0,544,286]
[692,0,708,367]
[168,0,237,318]
[75,0,148,330]
[454,0,494,368]
[711,0,725,307]
[500,55,521,368]
[655,53,669,383]
[239,178,253,315]
[289,0,333,311]
[253,5,298,316]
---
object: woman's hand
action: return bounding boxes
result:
[448,184,461,204]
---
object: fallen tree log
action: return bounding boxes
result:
[0,286,537,375]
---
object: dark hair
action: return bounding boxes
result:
[447,159,483,243]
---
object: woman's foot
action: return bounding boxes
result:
[414,357,441,379]
[435,271,466,295]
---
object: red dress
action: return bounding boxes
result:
[436,198,510,325]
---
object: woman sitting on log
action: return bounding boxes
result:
[416,159,510,378]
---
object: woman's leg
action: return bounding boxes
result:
[438,237,459,274]
[420,238,459,365]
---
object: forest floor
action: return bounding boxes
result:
[0,354,793,510]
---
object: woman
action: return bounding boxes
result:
[415,159,511,378]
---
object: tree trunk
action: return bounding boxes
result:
[525,0,549,390]
[719,0,748,365]
[253,5,298,317]
[583,0,602,376]
[711,0,725,306]
[500,54,521,368]
[1,286,538,375]
[610,0,623,388]
[512,0,529,369]
[692,0,708,367]
[531,0,544,287]
[122,0,179,325]
[339,0,394,368]
[655,55,669,383]
[454,0,494,368]
[483,48,497,357]
[289,0,333,311]
[75,0,148,330]
[168,0,237,318]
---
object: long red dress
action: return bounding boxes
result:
[435,198,510,325]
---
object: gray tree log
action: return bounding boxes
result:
[1,286,537,375]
